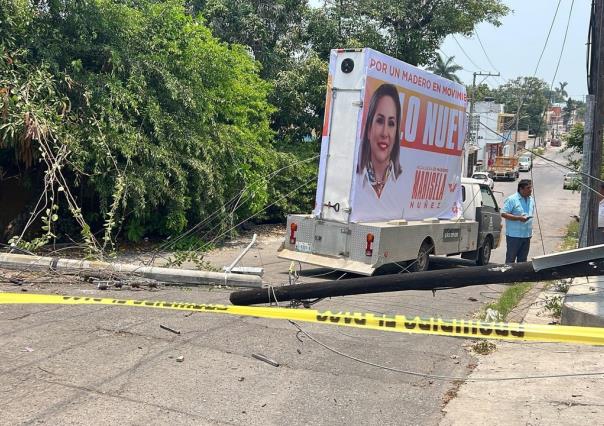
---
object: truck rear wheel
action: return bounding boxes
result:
[409,240,432,272]
[476,237,492,266]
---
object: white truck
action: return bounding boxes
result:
[278,48,502,275]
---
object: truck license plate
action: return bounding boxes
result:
[295,241,312,253]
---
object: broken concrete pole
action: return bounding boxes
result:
[0,253,262,288]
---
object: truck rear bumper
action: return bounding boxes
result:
[278,248,376,276]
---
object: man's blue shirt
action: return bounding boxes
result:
[502,192,534,238]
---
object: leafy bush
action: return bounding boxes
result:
[1,0,316,246]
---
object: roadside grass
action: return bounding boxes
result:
[533,147,545,156]
[559,220,579,251]
[538,220,578,319]
[481,282,533,321]
[482,220,577,321]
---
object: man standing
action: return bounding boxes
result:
[501,179,535,263]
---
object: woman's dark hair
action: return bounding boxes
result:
[356,83,402,178]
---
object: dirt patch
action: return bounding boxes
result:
[442,380,465,406]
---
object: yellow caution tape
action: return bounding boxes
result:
[1,292,603,346]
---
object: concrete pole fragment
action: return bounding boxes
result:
[0,253,262,288]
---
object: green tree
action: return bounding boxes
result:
[300,0,508,140]
[0,0,513,247]
[564,123,584,154]
[573,98,587,122]
[562,97,576,129]
[270,53,328,144]
[190,0,308,79]
[1,0,288,245]
[427,54,462,83]
[0,2,65,173]
[195,0,509,146]
[467,83,495,102]
[305,0,509,66]
[492,77,549,136]
[553,81,568,103]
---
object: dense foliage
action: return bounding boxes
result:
[564,123,585,154]
[491,77,550,136]
[427,54,462,83]
[1,0,510,247]
[1,0,300,244]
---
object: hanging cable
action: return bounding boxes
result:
[533,0,564,76]
[473,29,507,85]
[452,35,485,71]
[478,119,604,185]
[526,0,576,255]
[290,321,604,382]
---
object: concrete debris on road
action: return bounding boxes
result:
[159,324,181,335]
[251,353,279,367]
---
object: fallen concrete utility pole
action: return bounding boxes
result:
[230,245,604,305]
[0,253,262,288]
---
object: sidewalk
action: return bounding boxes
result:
[440,286,604,425]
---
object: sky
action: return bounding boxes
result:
[440,0,591,100]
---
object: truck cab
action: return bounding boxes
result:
[459,178,502,265]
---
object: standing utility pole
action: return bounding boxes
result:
[467,71,500,176]
[514,97,522,155]
[580,95,595,247]
[580,0,604,247]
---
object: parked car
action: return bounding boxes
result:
[471,172,494,189]
[518,156,532,172]
[563,172,581,190]
[551,138,561,147]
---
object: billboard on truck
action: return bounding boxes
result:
[314,49,468,223]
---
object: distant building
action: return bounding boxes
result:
[468,101,528,171]
[547,105,564,139]
[472,101,504,170]
[466,100,533,174]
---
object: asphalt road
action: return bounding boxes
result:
[0,145,581,425]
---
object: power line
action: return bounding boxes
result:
[473,29,507,86]
[501,0,564,137]
[549,0,576,93]
[488,0,565,165]
[533,0,564,76]
[473,30,498,73]
[452,35,485,71]
[528,0,576,255]
[290,321,604,382]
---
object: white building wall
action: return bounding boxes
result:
[473,101,504,169]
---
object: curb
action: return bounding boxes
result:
[561,276,604,327]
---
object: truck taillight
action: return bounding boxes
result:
[289,223,298,245]
[365,233,374,256]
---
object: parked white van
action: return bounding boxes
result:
[519,155,532,172]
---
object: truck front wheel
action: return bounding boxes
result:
[476,237,492,266]
[409,240,432,272]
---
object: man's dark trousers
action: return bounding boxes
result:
[505,235,531,263]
